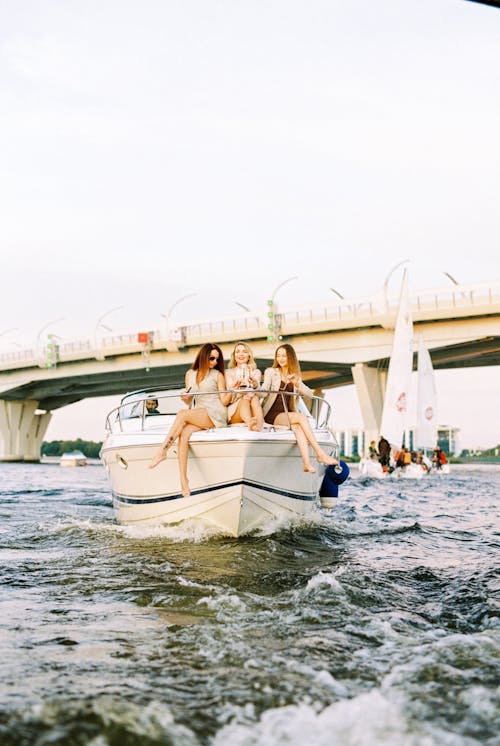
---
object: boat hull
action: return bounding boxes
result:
[101,430,332,537]
[358,457,388,479]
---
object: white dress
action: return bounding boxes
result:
[186,369,227,428]
[225,367,262,421]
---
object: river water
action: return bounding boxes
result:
[0,462,498,745]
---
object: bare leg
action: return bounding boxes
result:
[274,412,338,467]
[177,424,201,496]
[230,398,255,429]
[250,396,264,431]
[149,408,214,468]
[293,413,338,465]
[291,424,315,472]
[148,412,182,468]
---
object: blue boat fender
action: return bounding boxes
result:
[320,461,350,500]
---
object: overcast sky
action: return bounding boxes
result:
[0,0,498,448]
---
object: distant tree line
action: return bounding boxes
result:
[42,439,103,458]
[459,444,500,461]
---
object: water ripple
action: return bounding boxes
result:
[0,463,498,745]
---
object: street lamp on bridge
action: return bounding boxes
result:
[267,276,299,343]
[443,272,460,286]
[383,259,410,313]
[0,327,19,346]
[161,293,197,342]
[94,306,125,360]
[0,327,19,337]
[329,288,344,300]
[36,318,65,367]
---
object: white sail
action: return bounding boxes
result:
[415,337,437,450]
[379,271,414,449]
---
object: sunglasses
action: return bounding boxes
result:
[209,355,219,362]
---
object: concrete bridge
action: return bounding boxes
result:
[1,280,499,461]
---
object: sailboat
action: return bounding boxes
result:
[360,271,429,479]
[379,270,413,455]
[359,272,414,478]
[415,337,437,473]
[415,338,449,474]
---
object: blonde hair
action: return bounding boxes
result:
[228,342,257,370]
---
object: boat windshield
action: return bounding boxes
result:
[119,389,185,419]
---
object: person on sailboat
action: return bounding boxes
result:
[368,440,379,460]
[432,446,447,470]
[378,436,391,469]
[260,344,338,473]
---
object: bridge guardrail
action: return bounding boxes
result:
[1,282,499,371]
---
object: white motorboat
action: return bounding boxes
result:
[100,388,340,537]
[60,450,88,467]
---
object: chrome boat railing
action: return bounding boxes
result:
[105,388,332,433]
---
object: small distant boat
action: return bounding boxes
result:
[60,450,88,467]
[359,457,387,479]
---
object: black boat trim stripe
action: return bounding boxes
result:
[113,479,316,505]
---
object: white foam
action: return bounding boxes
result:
[40,516,224,543]
[89,698,199,744]
[211,690,429,746]
[197,593,247,613]
[114,518,223,542]
[253,508,325,536]
[304,571,344,594]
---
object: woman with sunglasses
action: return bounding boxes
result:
[225,341,264,431]
[149,343,231,496]
[261,343,338,473]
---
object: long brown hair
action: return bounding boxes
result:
[272,344,301,377]
[192,343,225,383]
[228,341,257,370]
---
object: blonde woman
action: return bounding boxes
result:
[225,342,263,431]
[149,343,231,496]
[261,344,338,473]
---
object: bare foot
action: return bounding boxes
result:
[316,453,338,466]
[149,448,167,469]
[304,464,316,473]
[248,417,262,432]
[149,438,173,468]
[180,481,190,497]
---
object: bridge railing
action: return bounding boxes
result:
[1,281,499,371]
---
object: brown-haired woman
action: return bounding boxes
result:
[225,341,264,431]
[261,343,338,473]
[149,343,231,496]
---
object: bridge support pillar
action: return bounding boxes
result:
[352,363,387,453]
[0,400,52,462]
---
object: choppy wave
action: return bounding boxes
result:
[0,464,498,745]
